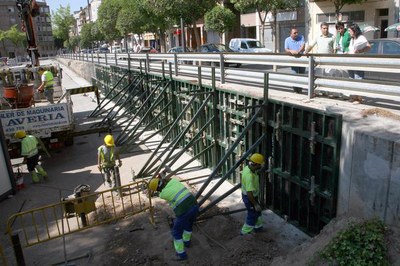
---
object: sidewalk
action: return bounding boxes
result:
[0,59,309,265]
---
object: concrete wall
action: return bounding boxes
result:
[57,58,95,84]
[61,59,400,226]
[338,118,400,226]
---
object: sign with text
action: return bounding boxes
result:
[0,103,71,134]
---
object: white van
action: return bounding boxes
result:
[229,38,271,53]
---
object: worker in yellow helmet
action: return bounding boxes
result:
[97,134,122,188]
[15,130,48,183]
[241,153,265,235]
[37,67,55,104]
[148,169,199,261]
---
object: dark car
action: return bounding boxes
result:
[198,43,240,67]
[167,46,192,53]
[365,38,400,82]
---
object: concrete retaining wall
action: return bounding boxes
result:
[338,118,400,225]
[60,58,400,226]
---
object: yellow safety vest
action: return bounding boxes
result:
[43,71,54,88]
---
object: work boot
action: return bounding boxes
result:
[30,171,40,183]
[175,252,187,261]
[36,165,48,179]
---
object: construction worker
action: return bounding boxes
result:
[241,153,265,235]
[37,67,55,104]
[15,130,47,183]
[97,134,122,188]
[149,170,199,261]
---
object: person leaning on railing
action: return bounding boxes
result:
[347,23,371,79]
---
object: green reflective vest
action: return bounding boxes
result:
[21,135,38,158]
[160,178,196,216]
[43,70,54,88]
[98,145,116,167]
[241,165,260,197]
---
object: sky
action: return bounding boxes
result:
[44,0,84,14]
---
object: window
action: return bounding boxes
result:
[369,42,379,54]
[382,41,400,55]
[317,11,364,23]
[240,42,247,49]
[8,7,14,12]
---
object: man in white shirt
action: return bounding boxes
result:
[305,22,335,76]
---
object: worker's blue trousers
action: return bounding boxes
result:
[171,204,199,240]
[242,194,261,226]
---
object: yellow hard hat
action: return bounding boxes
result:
[149,178,160,192]
[15,130,26,139]
[104,134,114,146]
[249,153,264,165]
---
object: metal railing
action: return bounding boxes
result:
[59,51,400,100]
[7,180,154,248]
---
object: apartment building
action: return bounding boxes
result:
[306,0,400,41]
[0,0,55,59]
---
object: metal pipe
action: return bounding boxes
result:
[136,95,198,178]
[198,134,266,206]
[199,183,242,215]
[195,107,263,199]
[89,71,130,117]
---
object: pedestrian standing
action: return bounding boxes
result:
[97,134,122,188]
[285,27,306,93]
[334,22,351,54]
[15,130,48,183]
[149,170,199,261]
[241,153,265,235]
[37,67,55,104]
[305,22,335,76]
[347,23,371,79]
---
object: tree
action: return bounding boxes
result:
[52,5,75,49]
[0,30,7,57]
[97,0,124,42]
[80,23,96,49]
[331,0,367,20]
[116,0,146,49]
[230,0,299,52]
[205,5,236,37]
[5,25,26,59]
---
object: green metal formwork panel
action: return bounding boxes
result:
[264,101,342,236]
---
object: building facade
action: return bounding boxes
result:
[0,0,55,60]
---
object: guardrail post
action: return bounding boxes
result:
[75,192,88,227]
[174,54,178,76]
[146,54,150,73]
[220,53,225,84]
[114,51,118,66]
[308,55,315,99]
[128,52,131,72]
[105,53,108,65]
[11,232,25,266]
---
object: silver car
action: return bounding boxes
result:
[365,38,400,82]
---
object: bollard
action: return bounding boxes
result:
[11,232,25,266]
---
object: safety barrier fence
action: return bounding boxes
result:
[6,180,153,250]
[60,51,400,101]
[88,64,342,236]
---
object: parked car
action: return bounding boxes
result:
[167,46,192,53]
[99,47,110,53]
[364,38,400,82]
[229,38,272,53]
[197,43,240,67]
[139,47,158,53]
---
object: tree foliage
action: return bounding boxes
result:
[80,22,96,48]
[52,4,75,48]
[205,5,236,35]
[116,0,146,36]
[331,0,367,19]
[97,0,124,41]
[6,25,26,47]
[230,0,299,49]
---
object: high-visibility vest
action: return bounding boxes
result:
[160,178,196,216]
[21,135,38,158]
[98,145,116,167]
[43,71,54,88]
[241,165,260,197]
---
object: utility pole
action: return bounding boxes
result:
[180,17,186,51]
